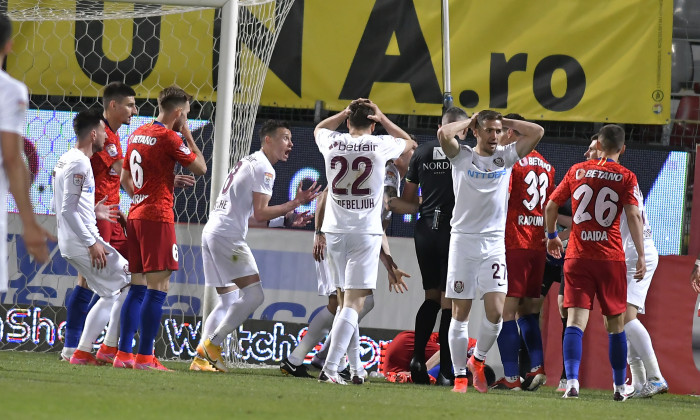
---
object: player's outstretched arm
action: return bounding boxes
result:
[387,181,419,215]
[437,115,473,158]
[545,200,564,259]
[503,118,545,159]
[691,254,700,293]
[180,123,207,175]
[1,132,53,262]
[623,203,646,280]
[252,182,321,223]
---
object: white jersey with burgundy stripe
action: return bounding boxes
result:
[315,128,406,235]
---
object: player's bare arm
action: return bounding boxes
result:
[1,132,54,262]
[623,203,647,280]
[387,181,419,214]
[120,168,134,198]
[313,101,355,137]
[365,100,413,143]
[252,181,321,223]
[174,174,196,188]
[312,188,328,262]
[545,199,564,259]
[437,115,474,158]
[691,254,700,293]
[180,123,207,175]
[502,118,545,158]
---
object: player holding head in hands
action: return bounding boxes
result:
[437,111,544,394]
[314,99,416,384]
[545,124,646,401]
[0,13,53,295]
[52,109,130,365]
[194,120,320,372]
[117,86,207,370]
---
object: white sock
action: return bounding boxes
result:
[210,282,264,346]
[288,307,335,366]
[103,290,128,347]
[626,338,646,391]
[625,318,663,381]
[346,324,362,375]
[474,316,502,361]
[323,307,358,374]
[314,308,341,363]
[77,294,117,353]
[61,347,76,360]
[202,289,239,346]
[448,318,469,377]
[567,378,580,390]
[357,294,374,321]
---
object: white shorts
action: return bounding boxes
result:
[626,249,659,314]
[0,210,7,293]
[446,233,508,300]
[64,239,130,297]
[316,255,336,296]
[326,233,382,290]
[202,232,258,287]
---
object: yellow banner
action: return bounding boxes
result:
[7,0,672,124]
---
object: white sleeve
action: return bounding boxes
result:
[502,142,520,168]
[315,128,335,150]
[378,135,406,161]
[251,162,274,196]
[448,144,469,165]
[0,80,28,135]
[61,160,96,247]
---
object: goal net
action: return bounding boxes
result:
[0,0,294,366]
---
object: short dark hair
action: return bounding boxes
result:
[442,107,468,125]
[103,82,136,106]
[1,14,13,49]
[347,101,374,129]
[504,113,524,121]
[158,85,191,112]
[590,133,599,141]
[259,120,290,140]
[597,124,625,152]
[73,108,104,140]
[475,110,503,129]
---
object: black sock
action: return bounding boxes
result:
[413,299,441,362]
[439,308,453,379]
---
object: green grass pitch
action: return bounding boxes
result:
[0,352,698,419]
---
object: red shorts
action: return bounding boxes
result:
[126,219,179,273]
[563,258,627,316]
[505,248,546,298]
[96,218,129,259]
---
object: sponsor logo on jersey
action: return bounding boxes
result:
[130,135,157,145]
[493,157,505,167]
[575,168,586,180]
[423,161,451,171]
[580,230,609,241]
[583,169,623,181]
[518,156,552,171]
[433,147,447,160]
[179,143,192,155]
[454,280,464,293]
[467,168,507,179]
[264,172,274,187]
[329,141,378,152]
[109,168,118,176]
[106,144,118,157]
[72,174,84,186]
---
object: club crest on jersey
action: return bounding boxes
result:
[493,157,505,167]
[454,281,464,293]
[106,144,118,157]
[72,174,84,186]
[264,172,274,187]
[433,147,447,160]
[575,169,586,180]
[179,143,192,155]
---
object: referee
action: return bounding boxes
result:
[388,107,470,385]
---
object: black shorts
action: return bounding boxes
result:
[541,260,564,297]
[414,216,451,291]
